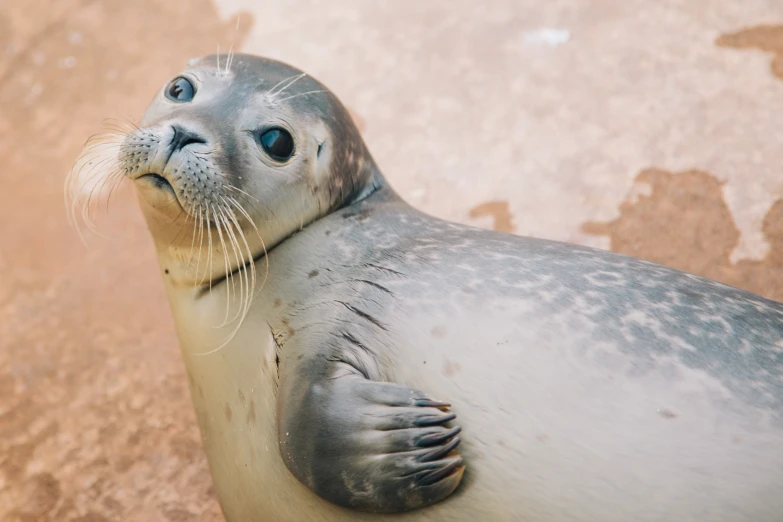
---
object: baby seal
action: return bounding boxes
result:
[86,53,783,521]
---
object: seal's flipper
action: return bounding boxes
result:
[277,367,465,513]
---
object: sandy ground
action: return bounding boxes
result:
[1,1,782,520]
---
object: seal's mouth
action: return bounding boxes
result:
[137,173,175,194]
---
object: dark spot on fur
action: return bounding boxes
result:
[325,230,331,236]
[308,269,319,278]
[274,298,282,308]
[431,326,447,338]
[342,207,372,221]
[297,354,304,360]
[247,400,257,424]
[224,403,233,422]
[164,268,169,274]
[657,408,678,419]
[238,389,246,405]
[443,359,462,378]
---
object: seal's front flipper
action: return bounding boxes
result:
[277,369,465,513]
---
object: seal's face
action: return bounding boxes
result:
[118,54,378,289]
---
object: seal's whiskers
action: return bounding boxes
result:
[195,208,208,286]
[226,185,279,223]
[185,202,201,268]
[211,204,235,326]
[218,206,246,325]
[224,15,241,76]
[226,194,269,297]
[274,90,327,104]
[66,129,129,243]
[222,202,256,315]
[265,72,307,101]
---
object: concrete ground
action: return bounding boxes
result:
[1,1,782,520]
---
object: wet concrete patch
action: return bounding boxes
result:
[468,200,516,233]
[717,24,783,80]
[583,168,783,302]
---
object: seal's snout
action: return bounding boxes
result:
[120,121,224,218]
[169,124,207,154]
[160,123,208,174]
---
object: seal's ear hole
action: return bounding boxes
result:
[314,140,331,181]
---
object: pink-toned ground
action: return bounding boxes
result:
[1,1,782,520]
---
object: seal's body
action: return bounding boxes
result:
[100,54,783,521]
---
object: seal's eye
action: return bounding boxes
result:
[258,128,295,161]
[165,77,195,102]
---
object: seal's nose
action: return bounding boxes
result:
[169,124,207,153]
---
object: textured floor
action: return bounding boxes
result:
[1,1,782,520]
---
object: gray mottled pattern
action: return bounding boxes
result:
[269,188,783,416]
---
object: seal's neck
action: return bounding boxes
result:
[145,165,399,292]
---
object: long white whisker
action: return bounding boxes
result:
[218,207,245,324]
[195,207,207,285]
[66,126,130,244]
[211,204,233,326]
[186,202,200,268]
[79,156,120,235]
[193,205,255,357]
[265,72,307,100]
[225,185,259,202]
[207,210,215,291]
[223,204,254,328]
[222,196,256,286]
[226,196,269,296]
[273,90,326,104]
[225,15,240,75]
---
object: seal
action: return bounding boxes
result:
[88,53,783,520]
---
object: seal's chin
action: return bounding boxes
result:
[132,171,187,220]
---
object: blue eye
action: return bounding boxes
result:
[166,77,195,102]
[258,128,295,161]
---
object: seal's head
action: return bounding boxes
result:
[117,53,381,289]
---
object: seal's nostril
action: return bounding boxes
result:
[170,124,207,152]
